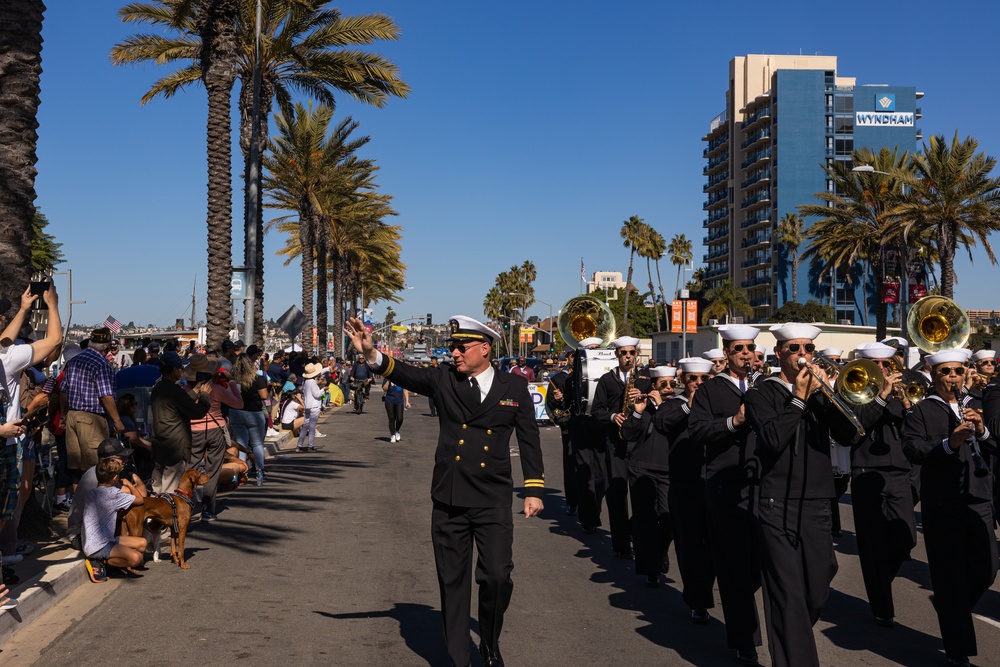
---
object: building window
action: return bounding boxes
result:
[835,96,854,113]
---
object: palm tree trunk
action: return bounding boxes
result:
[875,259,888,340]
[315,216,329,355]
[654,258,668,331]
[238,74,270,345]
[791,252,798,303]
[331,252,344,358]
[939,223,956,299]
[645,256,660,332]
[623,250,635,326]
[200,0,239,353]
[675,264,682,299]
[0,0,45,306]
[298,211,314,350]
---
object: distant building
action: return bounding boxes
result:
[702,54,922,323]
[587,271,626,294]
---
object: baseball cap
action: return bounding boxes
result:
[159,351,188,370]
[97,437,134,459]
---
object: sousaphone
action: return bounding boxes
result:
[557,295,616,348]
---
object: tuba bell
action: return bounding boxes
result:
[907,295,969,353]
[557,295,616,348]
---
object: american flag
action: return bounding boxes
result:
[580,258,585,280]
[103,315,123,333]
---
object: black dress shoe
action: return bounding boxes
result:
[874,615,895,628]
[583,526,598,535]
[690,608,710,624]
[946,659,970,667]
[645,574,660,588]
[614,548,633,559]
[566,506,578,516]
[735,647,760,666]
[480,644,504,667]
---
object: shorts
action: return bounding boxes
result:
[88,536,119,560]
[0,440,22,521]
[281,421,295,430]
[66,411,109,471]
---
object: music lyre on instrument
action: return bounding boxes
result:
[953,387,989,478]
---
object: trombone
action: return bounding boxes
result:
[798,352,867,437]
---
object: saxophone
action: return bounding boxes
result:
[618,358,636,439]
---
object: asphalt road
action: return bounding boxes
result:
[5,390,1000,666]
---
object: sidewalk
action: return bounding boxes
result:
[0,405,340,645]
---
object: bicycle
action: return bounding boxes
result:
[352,378,372,414]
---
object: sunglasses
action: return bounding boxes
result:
[448,341,484,353]
[785,343,816,354]
[729,343,756,353]
[977,360,996,366]
[618,349,637,356]
[686,374,712,382]
[654,379,674,387]
[937,366,966,376]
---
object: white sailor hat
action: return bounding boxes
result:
[701,348,725,360]
[577,337,603,348]
[769,323,822,341]
[819,347,844,358]
[446,315,498,343]
[612,336,640,349]
[679,357,715,374]
[718,324,760,341]
[650,366,676,378]
[856,342,896,360]
[972,350,997,362]
[880,336,909,349]
[925,348,972,367]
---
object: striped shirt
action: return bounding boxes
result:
[62,348,116,413]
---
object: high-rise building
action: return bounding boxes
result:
[702,55,922,323]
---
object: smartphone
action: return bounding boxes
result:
[30,281,50,310]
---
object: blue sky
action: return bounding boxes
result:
[34,0,1000,331]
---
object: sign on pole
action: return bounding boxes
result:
[685,300,698,333]
[277,305,308,339]
[670,300,683,333]
[231,268,248,300]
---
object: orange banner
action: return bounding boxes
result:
[671,300,683,333]
[686,300,698,333]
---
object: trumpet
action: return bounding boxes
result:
[798,356,866,436]
[897,370,931,404]
[834,358,886,406]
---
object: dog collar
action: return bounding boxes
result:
[174,488,193,500]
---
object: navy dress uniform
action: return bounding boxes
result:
[744,323,858,667]
[903,348,997,667]
[365,316,544,667]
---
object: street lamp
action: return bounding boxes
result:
[852,165,909,343]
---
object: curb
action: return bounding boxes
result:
[0,544,89,645]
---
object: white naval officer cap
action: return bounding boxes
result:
[679,357,715,374]
[701,348,725,360]
[577,337,604,348]
[612,336,640,348]
[769,322,822,341]
[972,349,997,362]
[855,342,896,360]
[718,324,759,341]
[446,315,498,343]
[818,347,844,358]
[650,366,676,378]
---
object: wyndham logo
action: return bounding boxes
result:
[876,94,896,111]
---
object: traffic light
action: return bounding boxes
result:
[426,313,432,325]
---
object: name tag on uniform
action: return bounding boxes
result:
[500,399,518,408]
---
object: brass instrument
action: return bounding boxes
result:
[546,378,572,422]
[619,357,636,438]
[954,387,989,477]
[798,356,867,436]
[907,296,970,353]
[834,358,885,406]
[557,295,616,348]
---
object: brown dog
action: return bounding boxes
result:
[143,469,210,569]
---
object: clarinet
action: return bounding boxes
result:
[954,388,989,478]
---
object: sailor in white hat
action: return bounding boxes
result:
[621,363,680,587]
[702,348,727,375]
[743,322,856,667]
[577,336,604,349]
[591,334,650,557]
[846,340,916,628]
[970,349,997,393]
[687,327,762,656]
[818,347,844,362]
[901,345,993,665]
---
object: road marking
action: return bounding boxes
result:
[974,613,1000,630]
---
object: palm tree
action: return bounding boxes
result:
[668,233,693,298]
[619,215,644,327]
[897,132,1000,299]
[112,0,410,341]
[636,223,662,332]
[799,147,910,339]
[775,213,805,303]
[0,1,45,305]
[701,280,752,325]
[647,227,667,331]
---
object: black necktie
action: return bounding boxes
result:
[460,376,480,410]
[469,377,481,406]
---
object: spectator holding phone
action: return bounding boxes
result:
[187,354,242,521]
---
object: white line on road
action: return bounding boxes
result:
[974,614,1000,631]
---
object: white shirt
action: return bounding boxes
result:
[0,343,34,443]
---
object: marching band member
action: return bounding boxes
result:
[665,357,717,623]
[902,348,997,667]
[702,348,727,375]
[562,337,607,535]
[621,365,676,587]
[818,347,850,536]
[688,324,762,665]
[850,342,916,628]
[744,323,857,667]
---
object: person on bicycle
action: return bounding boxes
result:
[349,355,374,414]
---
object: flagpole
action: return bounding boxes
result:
[580,257,584,295]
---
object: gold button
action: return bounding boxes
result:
[483,446,489,452]
[480,463,486,468]
[487,429,493,435]
[462,424,467,429]
[455,455,461,461]
[458,439,464,445]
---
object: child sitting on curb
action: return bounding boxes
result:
[82,458,147,583]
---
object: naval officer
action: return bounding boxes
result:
[345,315,544,667]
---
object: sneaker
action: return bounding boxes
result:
[85,558,107,583]
[390,433,397,443]
[201,511,217,522]
[314,432,327,438]
[52,500,72,515]
[256,471,264,487]
[395,433,401,442]
[1,554,22,566]
[265,428,280,438]
[15,543,33,557]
